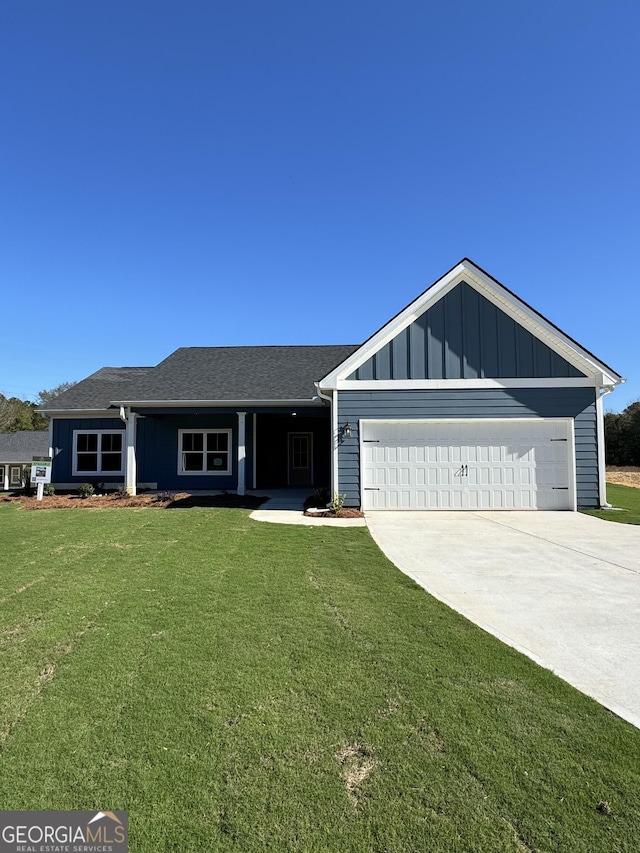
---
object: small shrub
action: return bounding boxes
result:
[43,484,55,496]
[329,492,346,515]
[77,482,95,499]
[22,465,34,496]
[153,491,174,503]
[112,486,130,499]
[314,486,330,506]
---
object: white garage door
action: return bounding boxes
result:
[361,419,574,511]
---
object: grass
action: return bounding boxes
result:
[1,503,639,852]
[582,483,640,525]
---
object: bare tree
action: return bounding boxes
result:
[37,381,77,406]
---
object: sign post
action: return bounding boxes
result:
[31,456,52,502]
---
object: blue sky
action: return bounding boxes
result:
[2,1,637,411]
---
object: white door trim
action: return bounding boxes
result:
[287,431,314,486]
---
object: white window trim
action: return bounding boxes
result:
[177,428,232,476]
[10,466,23,486]
[72,430,125,476]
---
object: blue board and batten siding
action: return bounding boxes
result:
[349,283,585,381]
[336,388,599,508]
[137,413,239,490]
[51,408,330,490]
[51,414,247,490]
[52,418,126,485]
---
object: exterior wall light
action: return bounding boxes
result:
[343,423,352,439]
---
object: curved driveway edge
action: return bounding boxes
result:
[250,508,366,526]
[366,511,640,729]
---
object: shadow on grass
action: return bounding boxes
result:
[165,494,269,510]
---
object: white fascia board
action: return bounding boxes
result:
[41,409,121,418]
[318,260,621,389]
[110,398,324,407]
[336,377,598,391]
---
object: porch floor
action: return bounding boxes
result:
[246,488,310,510]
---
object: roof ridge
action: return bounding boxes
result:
[170,344,360,351]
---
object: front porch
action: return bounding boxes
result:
[122,406,332,495]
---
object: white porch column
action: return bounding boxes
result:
[125,410,137,496]
[47,417,55,491]
[2,465,8,492]
[237,412,246,496]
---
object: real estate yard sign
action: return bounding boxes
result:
[31,456,52,501]
[31,456,52,484]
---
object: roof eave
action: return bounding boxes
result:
[38,408,117,416]
[110,398,325,407]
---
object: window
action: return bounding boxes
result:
[73,430,124,475]
[291,435,310,469]
[178,429,231,475]
[10,466,22,486]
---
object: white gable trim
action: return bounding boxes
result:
[335,377,599,391]
[318,260,621,389]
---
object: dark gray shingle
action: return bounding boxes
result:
[38,368,153,411]
[0,431,50,462]
[38,347,358,409]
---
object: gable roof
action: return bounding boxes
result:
[0,431,50,462]
[39,347,359,411]
[319,258,623,388]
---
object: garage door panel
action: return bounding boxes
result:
[361,419,573,511]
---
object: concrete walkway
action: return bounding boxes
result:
[249,489,366,526]
[366,511,640,728]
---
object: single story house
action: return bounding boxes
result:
[0,431,50,490]
[39,259,623,510]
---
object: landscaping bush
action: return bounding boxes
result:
[329,491,346,514]
[43,483,55,496]
[21,465,33,496]
[313,486,330,506]
[77,483,95,499]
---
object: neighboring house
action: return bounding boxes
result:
[38,259,623,510]
[0,431,50,490]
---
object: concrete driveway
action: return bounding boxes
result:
[366,511,640,728]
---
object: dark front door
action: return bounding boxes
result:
[288,432,313,486]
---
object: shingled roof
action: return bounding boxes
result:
[38,368,154,411]
[0,431,50,462]
[39,346,358,410]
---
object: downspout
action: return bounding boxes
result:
[596,384,617,508]
[315,384,337,498]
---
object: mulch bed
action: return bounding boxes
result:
[303,507,365,519]
[2,493,268,511]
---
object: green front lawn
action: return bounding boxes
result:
[1,503,639,852]
[582,483,640,525]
